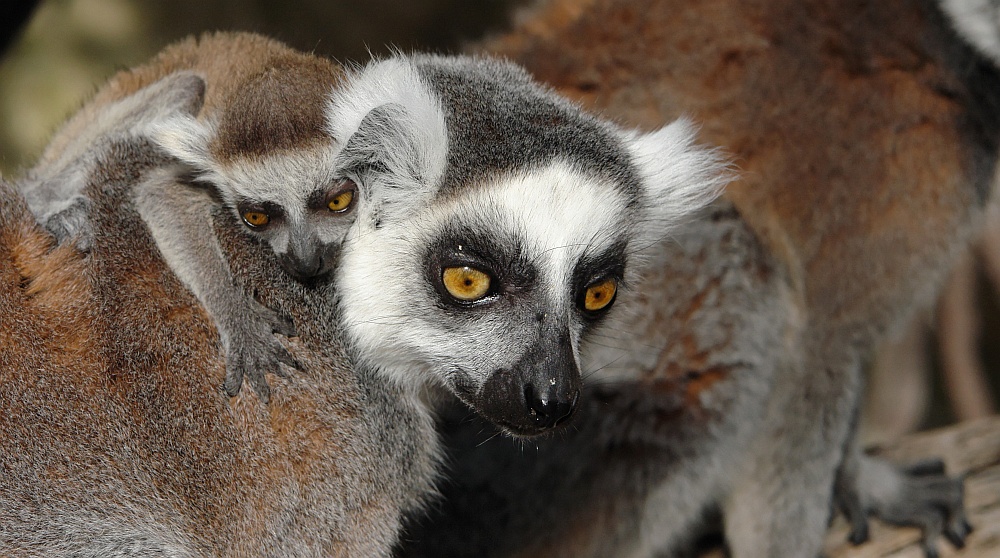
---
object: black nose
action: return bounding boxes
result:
[525,383,578,429]
[280,251,326,280]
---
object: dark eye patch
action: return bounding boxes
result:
[307,178,358,212]
[236,200,286,223]
[571,239,627,318]
[424,224,537,309]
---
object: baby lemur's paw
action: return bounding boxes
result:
[835,455,971,558]
[44,195,93,251]
[221,302,298,404]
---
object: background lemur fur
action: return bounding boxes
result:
[395,0,1000,557]
[0,59,439,558]
[19,32,352,402]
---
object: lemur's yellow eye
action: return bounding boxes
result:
[242,211,270,228]
[325,178,358,213]
[583,279,617,312]
[327,189,354,212]
[442,266,492,301]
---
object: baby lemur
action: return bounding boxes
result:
[21,32,352,402]
[1,68,441,556]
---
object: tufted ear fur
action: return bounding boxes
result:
[326,57,449,229]
[150,109,220,182]
[623,118,733,247]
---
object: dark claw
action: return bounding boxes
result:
[962,518,974,535]
[847,521,869,546]
[944,517,972,549]
[921,541,939,558]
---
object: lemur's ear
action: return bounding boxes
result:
[148,71,219,177]
[112,71,207,148]
[326,57,448,227]
[623,118,732,237]
[151,115,215,175]
[139,71,206,121]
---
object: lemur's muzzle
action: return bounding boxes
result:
[476,328,581,436]
[279,237,340,282]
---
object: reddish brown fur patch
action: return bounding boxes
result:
[484,0,991,340]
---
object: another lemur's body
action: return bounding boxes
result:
[397,0,1000,557]
[20,32,351,400]
[0,75,438,557]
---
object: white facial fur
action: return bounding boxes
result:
[337,161,628,389]
[941,0,1000,65]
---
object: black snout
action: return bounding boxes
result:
[525,383,578,429]
[279,240,339,282]
[471,328,582,437]
[280,251,325,280]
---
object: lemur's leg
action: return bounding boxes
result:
[134,171,297,403]
[723,346,859,557]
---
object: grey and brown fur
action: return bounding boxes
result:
[19,32,350,401]
[395,0,1000,557]
[0,64,438,557]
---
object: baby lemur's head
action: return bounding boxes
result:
[327,55,730,436]
[156,55,356,281]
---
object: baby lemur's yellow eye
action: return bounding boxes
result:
[325,179,358,213]
[327,189,354,212]
[242,211,270,228]
[442,266,492,301]
[583,278,617,312]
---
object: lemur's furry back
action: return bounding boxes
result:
[0,53,438,557]
[397,0,1000,557]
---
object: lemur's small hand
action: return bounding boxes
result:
[220,300,298,403]
[44,195,94,252]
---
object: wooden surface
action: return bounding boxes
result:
[698,417,1000,557]
[825,417,1000,557]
